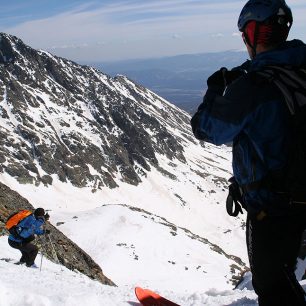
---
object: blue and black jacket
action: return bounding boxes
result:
[8,214,45,243]
[191,40,306,216]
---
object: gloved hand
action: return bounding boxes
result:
[207,68,246,94]
[225,69,246,85]
[44,213,50,221]
[45,229,51,235]
[226,177,246,217]
[207,67,228,93]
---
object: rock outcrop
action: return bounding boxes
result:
[0,182,115,286]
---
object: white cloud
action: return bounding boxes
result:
[211,33,225,38]
[50,43,89,50]
[172,34,181,40]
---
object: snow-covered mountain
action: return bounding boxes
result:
[0,31,192,189]
[0,32,258,303]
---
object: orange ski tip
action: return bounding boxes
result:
[135,286,180,306]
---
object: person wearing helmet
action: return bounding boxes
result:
[191,0,306,305]
[8,208,50,268]
[238,0,293,58]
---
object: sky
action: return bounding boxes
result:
[1,0,306,62]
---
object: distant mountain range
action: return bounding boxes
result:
[86,51,248,114]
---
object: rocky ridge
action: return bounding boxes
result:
[0,32,192,189]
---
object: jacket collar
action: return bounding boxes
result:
[250,39,306,71]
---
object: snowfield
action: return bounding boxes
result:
[1,237,259,306]
[1,174,306,305]
[2,235,305,306]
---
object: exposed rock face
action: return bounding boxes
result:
[0,182,115,286]
[0,33,192,190]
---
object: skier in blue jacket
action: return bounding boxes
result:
[191,0,306,305]
[8,208,50,268]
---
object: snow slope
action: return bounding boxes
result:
[0,236,259,306]
[2,235,305,305]
[50,204,245,291]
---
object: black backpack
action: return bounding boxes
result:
[257,65,306,203]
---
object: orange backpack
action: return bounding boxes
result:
[5,210,32,234]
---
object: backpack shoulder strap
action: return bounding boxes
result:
[255,65,306,114]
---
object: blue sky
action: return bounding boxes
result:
[1,0,306,62]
